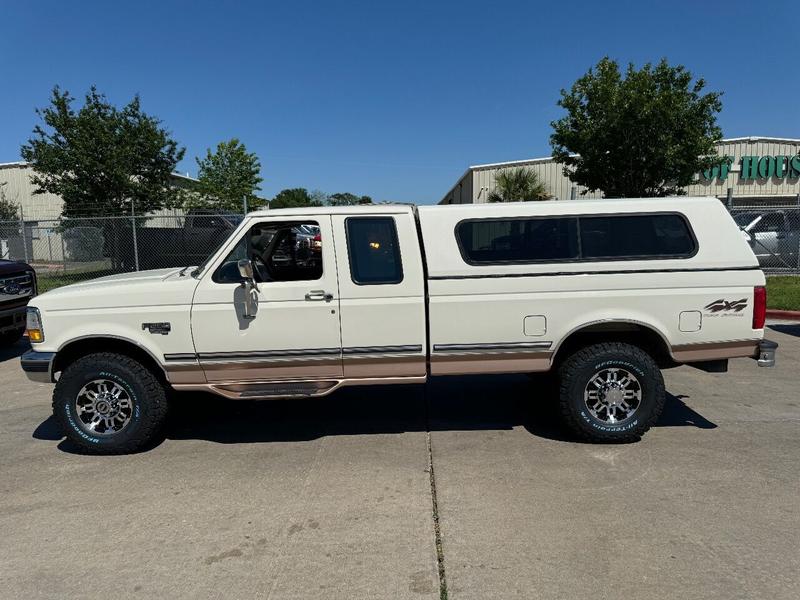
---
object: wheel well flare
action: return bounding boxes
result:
[53,337,166,381]
[553,322,672,367]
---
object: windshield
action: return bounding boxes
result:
[224,215,244,227]
[191,217,244,276]
[191,253,214,277]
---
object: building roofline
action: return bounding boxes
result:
[0,160,199,182]
[170,172,200,183]
[468,155,562,170]
[465,137,800,171]
[717,136,800,144]
[0,161,28,170]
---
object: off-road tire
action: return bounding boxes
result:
[52,352,168,454]
[0,327,25,346]
[557,342,665,443]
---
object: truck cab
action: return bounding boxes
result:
[21,199,777,454]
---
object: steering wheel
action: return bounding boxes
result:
[253,254,273,281]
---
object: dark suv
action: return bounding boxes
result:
[0,259,36,346]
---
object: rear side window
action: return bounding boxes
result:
[345,217,403,284]
[456,213,696,264]
[457,217,579,264]
[580,214,696,259]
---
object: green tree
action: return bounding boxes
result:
[195,138,263,211]
[487,168,550,202]
[21,86,185,217]
[309,189,330,206]
[328,192,374,206]
[0,183,19,221]
[270,188,323,209]
[550,58,723,198]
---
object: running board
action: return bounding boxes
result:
[170,375,428,400]
[212,380,341,400]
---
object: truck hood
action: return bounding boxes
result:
[32,267,201,312]
[0,259,34,276]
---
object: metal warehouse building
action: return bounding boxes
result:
[440,137,800,205]
[0,161,198,262]
[0,161,198,220]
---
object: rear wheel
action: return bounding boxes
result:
[52,352,169,454]
[557,342,665,442]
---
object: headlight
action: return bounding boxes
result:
[26,307,44,343]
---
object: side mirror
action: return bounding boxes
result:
[238,259,255,281]
[237,259,259,319]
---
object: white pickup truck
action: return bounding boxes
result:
[22,198,777,453]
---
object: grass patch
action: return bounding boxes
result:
[37,270,116,293]
[766,276,800,311]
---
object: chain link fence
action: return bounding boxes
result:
[1,201,799,293]
[727,203,800,273]
[0,212,244,292]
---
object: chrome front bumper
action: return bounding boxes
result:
[20,350,56,383]
[756,339,778,368]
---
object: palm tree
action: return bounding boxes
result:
[487,167,551,202]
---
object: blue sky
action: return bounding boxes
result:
[1,0,798,204]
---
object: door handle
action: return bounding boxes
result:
[305,290,333,302]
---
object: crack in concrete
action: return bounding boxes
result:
[425,385,449,600]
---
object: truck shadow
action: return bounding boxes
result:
[38,374,717,453]
[768,323,800,338]
[44,374,715,452]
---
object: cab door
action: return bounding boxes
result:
[330,212,427,379]
[190,215,343,383]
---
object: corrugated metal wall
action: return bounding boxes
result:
[442,138,800,204]
[471,158,603,203]
[0,163,64,220]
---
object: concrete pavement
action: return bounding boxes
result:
[1,324,798,599]
[0,344,439,599]
[429,324,800,599]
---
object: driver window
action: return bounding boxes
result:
[213,220,323,283]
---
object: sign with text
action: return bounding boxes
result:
[702,155,800,182]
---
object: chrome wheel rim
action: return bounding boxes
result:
[75,379,133,436]
[583,367,642,425]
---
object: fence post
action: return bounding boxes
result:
[19,205,29,263]
[243,195,248,214]
[726,188,733,208]
[130,201,140,272]
[570,186,577,200]
[61,234,67,274]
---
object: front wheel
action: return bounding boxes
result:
[52,352,169,454]
[557,342,665,442]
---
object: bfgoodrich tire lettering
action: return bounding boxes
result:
[557,342,665,442]
[52,352,168,454]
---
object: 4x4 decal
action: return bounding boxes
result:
[704,298,748,313]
